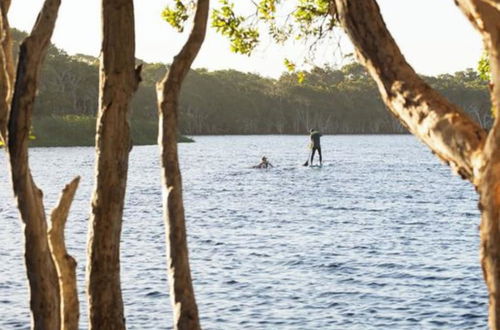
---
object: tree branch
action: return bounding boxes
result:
[48,176,80,330]
[455,0,500,121]
[333,0,487,183]
[157,0,209,328]
[160,0,209,93]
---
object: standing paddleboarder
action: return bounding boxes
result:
[304,128,322,166]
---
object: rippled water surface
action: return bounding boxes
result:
[0,135,487,329]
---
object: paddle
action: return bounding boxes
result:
[303,151,310,166]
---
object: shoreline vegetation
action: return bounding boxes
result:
[28,115,194,147]
[8,28,492,147]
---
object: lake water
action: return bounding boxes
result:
[0,135,487,329]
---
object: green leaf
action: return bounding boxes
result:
[258,0,278,21]
[211,0,260,55]
[161,0,189,32]
[477,51,495,117]
[297,71,305,84]
[477,51,491,82]
[284,58,296,72]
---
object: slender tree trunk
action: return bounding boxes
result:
[48,177,80,330]
[331,0,500,328]
[156,0,208,328]
[6,0,63,328]
[86,0,140,328]
[452,1,500,327]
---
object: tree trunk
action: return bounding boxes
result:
[6,0,62,328]
[0,0,13,142]
[452,1,500,328]
[332,0,500,328]
[156,0,208,328]
[478,115,500,329]
[86,0,140,328]
[48,176,80,330]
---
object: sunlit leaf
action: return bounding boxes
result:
[162,0,189,32]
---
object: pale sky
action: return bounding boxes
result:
[9,0,483,79]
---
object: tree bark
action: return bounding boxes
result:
[332,0,500,328]
[478,111,500,329]
[7,0,62,328]
[331,0,487,182]
[156,0,209,328]
[86,0,140,328]
[453,1,500,328]
[0,0,13,142]
[48,176,80,330]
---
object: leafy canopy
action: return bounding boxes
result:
[161,0,336,80]
[161,0,191,32]
[211,0,259,54]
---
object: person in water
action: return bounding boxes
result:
[253,156,273,169]
[309,128,322,166]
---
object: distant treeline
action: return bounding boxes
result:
[11,28,491,137]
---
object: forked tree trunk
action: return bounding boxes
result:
[331,0,500,328]
[48,177,80,330]
[86,0,141,328]
[452,1,500,328]
[156,0,209,328]
[6,0,64,328]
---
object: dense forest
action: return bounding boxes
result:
[10,28,490,144]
